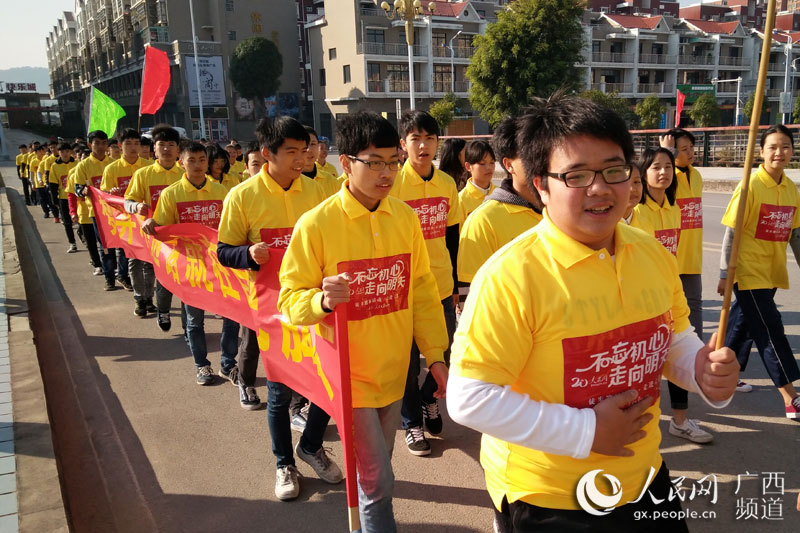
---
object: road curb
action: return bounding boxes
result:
[1,172,69,532]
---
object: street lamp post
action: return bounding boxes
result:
[449,30,462,94]
[784,36,795,124]
[377,0,436,110]
[711,76,743,126]
[188,0,206,139]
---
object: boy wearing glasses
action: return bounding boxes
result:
[278,112,447,532]
[447,94,738,531]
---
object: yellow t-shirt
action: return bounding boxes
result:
[451,213,690,511]
[721,164,800,290]
[389,161,464,299]
[231,160,246,179]
[124,161,184,212]
[674,166,703,274]
[101,157,146,194]
[25,152,35,179]
[73,154,113,219]
[458,199,542,283]
[308,162,341,198]
[208,173,241,193]
[630,195,682,256]
[139,157,155,167]
[65,167,93,224]
[15,153,25,170]
[321,161,337,176]
[217,165,325,248]
[458,179,497,221]
[154,176,228,229]
[29,157,45,188]
[278,182,448,408]
[50,158,77,200]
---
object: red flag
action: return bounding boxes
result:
[140,46,171,115]
[675,89,686,128]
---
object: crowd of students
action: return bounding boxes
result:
[12,94,800,531]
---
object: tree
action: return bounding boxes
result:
[743,91,765,125]
[428,93,459,132]
[579,90,638,128]
[688,93,720,127]
[467,0,585,126]
[229,37,283,119]
[794,95,800,124]
[635,95,666,129]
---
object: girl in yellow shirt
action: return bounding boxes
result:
[633,147,713,443]
[458,140,497,220]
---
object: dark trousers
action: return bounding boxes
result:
[36,187,53,217]
[101,248,130,284]
[725,285,800,388]
[58,199,75,244]
[238,327,262,388]
[21,178,32,204]
[80,223,102,268]
[48,183,62,219]
[668,274,703,410]
[494,462,688,533]
[267,380,330,468]
[155,281,173,313]
[401,296,456,429]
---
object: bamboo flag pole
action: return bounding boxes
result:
[716,0,778,349]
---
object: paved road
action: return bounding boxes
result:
[2,159,799,532]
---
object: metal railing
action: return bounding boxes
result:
[590,82,633,93]
[679,55,715,65]
[638,53,675,64]
[718,55,751,66]
[637,83,674,94]
[432,46,474,58]
[367,79,428,93]
[357,42,427,57]
[592,52,634,63]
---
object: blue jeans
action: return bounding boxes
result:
[266,380,330,468]
[181,303,239,371]
[102,247,130,283]
[401,296,456,429]
[354,401,401,533]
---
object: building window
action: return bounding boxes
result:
[329,48,337,60]
[343,65,351,84]
[226,0,234,12]
[387,63,409,91]
[319,68,326,86]
[433,64,451,92]
[366,29,385,43]
[228,31,236,40]
[367,63,381,81]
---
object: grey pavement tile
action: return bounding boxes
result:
[0,404,10,416]
[0,375,8,384]
[0,427,11,442]
[0,440,13,458]
[0,383,8,393]
[0,456,12,476]
[0,473,15,494]
[0,394,10,404]
[0,493,17,517]
[0,514,18,532]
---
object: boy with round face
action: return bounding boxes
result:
[278,112,447,531]
[448,94,738,531]
[719,124,800,419]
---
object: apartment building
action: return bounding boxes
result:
[47,0,300,140]
[306,0,508,141]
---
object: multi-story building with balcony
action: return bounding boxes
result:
[306,0,508,140]
[47,0,300,140]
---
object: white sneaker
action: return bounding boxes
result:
[275,465,300,501]
[736,381,753,393]
[67,244,78,253]
[669,418,713,444]
[93,266,103,276]
[295,442,343,484]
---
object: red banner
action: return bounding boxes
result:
[140,46,171,116]
[89,188,359,522]
[675,89,685,128]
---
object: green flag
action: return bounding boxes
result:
[88,87,126,137]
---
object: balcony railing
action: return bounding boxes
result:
[432,46,475,59]
[637,83,674,94]
[432,80,470,93]
[590,82,633,93]
[358,42,427,57]
[718,56,750,67]
[367,79,427,94]
[768,62,784,72]
[638,53,675,65]
[360,7,385,17]
[592,52,634,63]
[679,55,715,65]
[766,88,783,97]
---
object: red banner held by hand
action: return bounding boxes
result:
[675,89,685,128]
[140,46,171,116]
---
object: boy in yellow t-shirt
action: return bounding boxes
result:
[50,143,78,252]
[242,145,265,180]
[16,145,33,206]
[390,110,463,455]
[448,94,738,531]
[718,125,800,419]
[279,111,447,530]
[301,126,339,198]
[25,143,39,206]
[66,147,104,274]
[458,139,497,220]
[31,145,57,219]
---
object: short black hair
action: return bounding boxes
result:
[206,144,231,174]
[57,142,71,151]
[760,124,794,148]
[108,139,119,146]
[336,111,399,156]
[88,130,109,142]
[399,110,439,138]
[18,144,26,149]
[151,124,180,144]
[231,142,242,150]
[668,128,695,146]
[304,125,318,141]
[491,117,518,179]
[438,138,467,186]
[49,139,58,146]
[35,145,46,152]
[255,116,310,153]
[465,139,495,165]
[180,141,207,156]
[517,93,634,191]
[638,147,677,206]
[118,128,141,143]
[244,142,262,167]
[140,136,153,147]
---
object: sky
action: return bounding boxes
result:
[0,0,702,70]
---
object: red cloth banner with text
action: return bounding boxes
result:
[89,187,359,521]
[140,46,171,116]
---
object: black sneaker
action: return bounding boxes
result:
[118,278,133,292]
[422,399,443,435]
[239,384,261,410]
[145,299,157,313]
[405,426,431,456]
[157,311,171,332]
[134,300,147,318]
[104,279,116,291]
[196,365,215,385]
[218,365,239,386]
